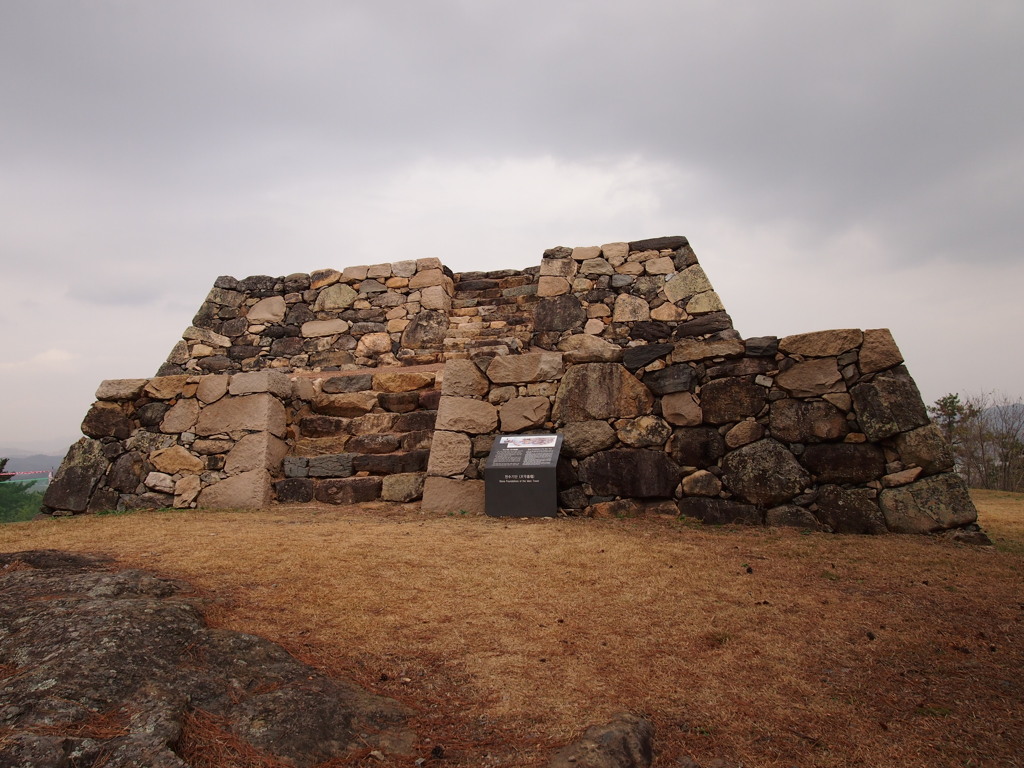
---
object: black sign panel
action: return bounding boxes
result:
[484,434,563,518]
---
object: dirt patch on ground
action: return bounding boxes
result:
[2,490,1022,767]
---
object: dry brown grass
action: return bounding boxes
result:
[3,490,1022,767]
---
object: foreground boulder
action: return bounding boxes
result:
[0,551,414,768]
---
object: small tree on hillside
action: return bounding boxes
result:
[931,392,1024,491]
[0,458,12,482]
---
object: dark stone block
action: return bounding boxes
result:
[156,363,186,377]
[393,411,437,432]
[705,358,775,378]
[263,325,300,339]
[283,457,308,478]
[347,434,401,454]
[214,275,241,290]
[275,478,313,503]
[579,449,680,498]
[672,312,734,339]
[284,273,310,292]
[401,429,433,451]
[227,345,262,361]
[622,344,674,371]
[401,311,450,349]
[350,322,387,335]
[136,402,170,429]
[81,403,134,440]
[221,317,248,337]
[672,246,698,270]
[379,392,421,413]
[678,497,762,526]
[642,365,695,395]
[307,454,354,478]
[667,427,725,468]
[43,440,109,514]
[270,337,305,357]
[197,355,234,373]
[298,416,350,437]
[191,302,219,330]
[456,279,499,292]
[815,485,887,534]
[628,322,674,342]
[800,443,886,485]
[106,451,147,494]
[700,378,766,424]
[850,366,929,440]
[237,275,277,293]
[745,336,779,357]
[314,477,382,504]
[558,486,588,510]
[534,295,586,332]
[322,374,374,394]
[628,235,689,251]
[418,389,442,410]
[286,304,315,325]
[721,439,809,507]
[353,450,429,475]
[769,399,848,443]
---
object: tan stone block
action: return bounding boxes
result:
[537,276,571,296]
[426,430,472,477]
[366,262,393,279]
[311,268,342,288]
[340,265,368,282]
[183,326,231,348]
[312,392,378,418]
[587,303,611,318]
[145,471,176,494]
[191,343,213,357]
[408,268,445,290]
[860,328,903,373]
[776,358,844,397]
[583,318,605,335]
[779,329,863,357]
[173,474,201,508]
[615,261,644,275]
[600,242,629,263]
[96,378,149,401]
[662,391,702,426]
[681,470,722,497]
[572,277,594,293]
[571,245,601,261]
[229,371,293,398]
[420,476,485,515]
[664,266,713,303]
[381,472,425,502]
[613,294,651,322]
[302,319,350,338]
[725,420,765,449]
[385,276,409,289]
[644,256,676,275]
[150,445,205,474]
[580,258,614,275]
[685,291,724,314]
[247,296,286,324]
[387,318,410,333]
[392,260,417,278]
[499,396,550,432]
[552,363,655,421]
[355,332,393,357]
[225,432,288,475]
[145,375,190,400]
[198,469,273,509]
[650,302,685,322]
[158,398,199,434]
[540,257,578,277]
[557,334,622,363]
[313,283,358,312]
[671,338,745,362]
[441,359,491,397]
[415,257,443,271]
[420,284,452,311]
[435,396,498,434]
[373,371,435,393]
[195,393,287,437]
[486,352,565,384]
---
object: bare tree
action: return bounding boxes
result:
[931,392,1024,491]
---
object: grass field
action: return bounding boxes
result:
[2,490,1022,767]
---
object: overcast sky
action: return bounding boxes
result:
[2,1,1022,456]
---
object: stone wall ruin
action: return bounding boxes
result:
[43,236,980,535]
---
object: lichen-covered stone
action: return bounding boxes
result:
[779,329,863,357]
[879,473,977,533]
[722,439,809,507]
[815,485,887,534]
[560,420,617,459]
[699,378,766,424]
[775,358,844,397]
[553,363,654,421]
[850,367,929,440]
[769,399,848,443]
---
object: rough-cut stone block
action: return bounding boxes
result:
[314,477,382,505]
[228,371,293,398]
[275,477,314,503]
[766,505,823,530]
[779,329,863,357]
[879,473,977,533]
[642,365,695,396]
[678,497,761,525]
[670,338,745,362]
[616,415,672,448]
[145,375,190,400]
[298,415,349,437]
[225,432,288,475]
[537,276,571,296]
[311,267,343,288]
[441,359,490,397]
[560,420,617,459]
[400,310,449,349]
[356,332,394,357]
[722,439,809,507]
[486,352,565,384]
[42,438,108,513]
[312,392,378,418]
[580,449,679,498]
[769,399,848,443]
[681,469,722,497]
[667,427,724,469]
[381,473,425,502]
[540,257,578,277]
[408,268,446,290]
[421,476,486,515]
[150,445,205,475]
[198,469,273,509]
[247,296,287,324]
[612,294,650,322]
[426,430,472,477]
[302,319,350,338]
[420,284,452,311]
[373,371,434,393]
[860,328,903,373]
[196,374,230,404]
[534,295,586,332]
[664,266,713,303]
[81,402,133,440]
[571,245,601,261]
[557,334,622,363]
[322,374,374,394]
[313,283,358,311]
[435,397,498,434]
[776,358,844,397]
[195,393,287,437]
[850,367,929,440]
[662,392,702,426]
[173,474,202,508]
[353,451,429,474]
[307,454,355,478]
[699,378,766,424]
[499,396,550,432]
[183,326,231,348]
[95,378,149,401]
[622,343,673,371]
[644,256,676,275]
[894,424,955,475]
[815,485,887,534]
[724,420,764,449]
[553,363,654,422]
[800,443,885,485]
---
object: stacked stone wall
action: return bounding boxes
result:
[45,235,980,536]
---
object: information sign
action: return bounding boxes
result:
[484,434,563,517]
